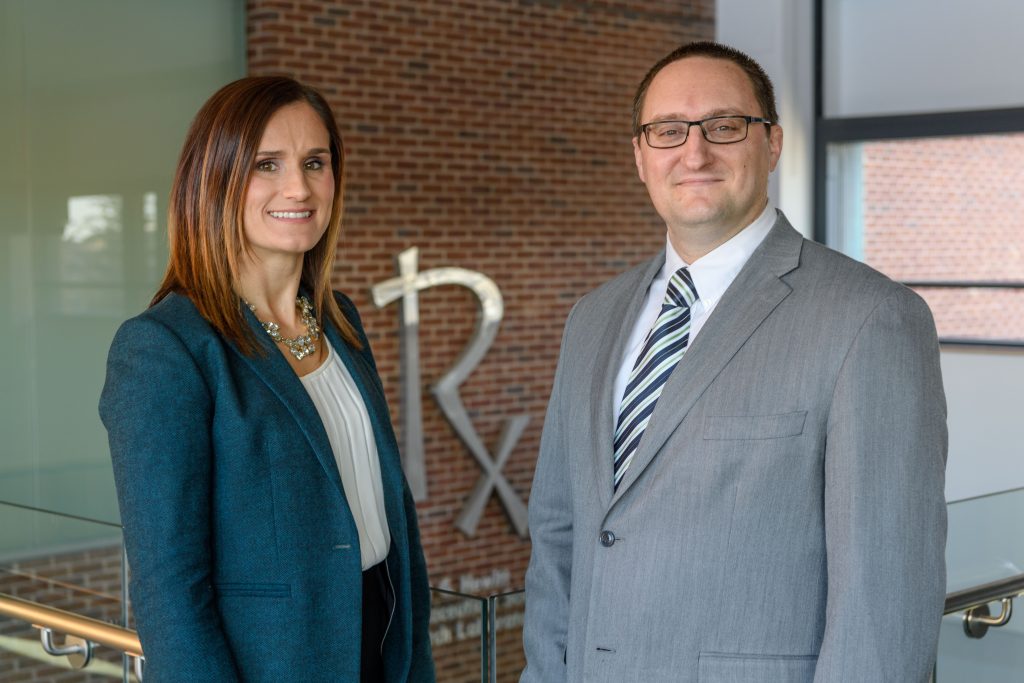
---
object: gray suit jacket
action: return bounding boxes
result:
[522,213,947,682]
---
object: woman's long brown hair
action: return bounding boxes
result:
[153,76,360,354]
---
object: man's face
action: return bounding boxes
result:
[633,56,783,260]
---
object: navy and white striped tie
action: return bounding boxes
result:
[613,267,698,490]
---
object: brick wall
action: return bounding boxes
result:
[245,0,713,579]
[248,1,713,678]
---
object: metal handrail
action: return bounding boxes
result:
[944,572,1024,615]
[943,572,1024,639]
[0,592,141,657]
[0,574,1021,679]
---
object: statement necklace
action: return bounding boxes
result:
[244,295,321,361]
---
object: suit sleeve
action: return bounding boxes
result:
[521,303,579,682]
[99,317,242,682]
[815,290,947,682]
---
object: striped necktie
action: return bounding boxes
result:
[613,267,698,490]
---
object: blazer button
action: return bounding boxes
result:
[599,530,616,547]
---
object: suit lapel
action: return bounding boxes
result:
[610,215,804,502]
[590,255,665,509]
[235,307,346,498]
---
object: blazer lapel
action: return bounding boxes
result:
[610,215,804,502]
[235,308,347,498]
[590,255,665,509]
[322,320,406,531]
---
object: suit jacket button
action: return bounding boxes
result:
[599,530,616,547]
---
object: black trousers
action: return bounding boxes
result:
[361,561,391,682]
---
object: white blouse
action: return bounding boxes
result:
[299,338,391,569]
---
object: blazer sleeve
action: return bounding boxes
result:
[99,316,242,682]
[402,479,436,682]
[815,290,947,682]
[521,302,579,682]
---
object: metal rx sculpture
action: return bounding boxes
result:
[372,247,529,538]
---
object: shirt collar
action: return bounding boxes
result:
[662,201,777,309]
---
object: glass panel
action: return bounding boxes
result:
[430,587,486,682]
[491,590,526,682]
[826,134,1024,343]
[0,501,129,682]
[0,0,245,524]
[945,487,1024,593]
[0,645,129,682]
[935,613,1024,682]
[937,487,1024,681]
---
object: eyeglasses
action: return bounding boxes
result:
[640,116,772,148]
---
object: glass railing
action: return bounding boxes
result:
[429,586,525,682]
[0,498,527,683]
[936,486,1024,680]
[6,487,1023,682]
[429,587,488,682]
[490,589,526,681]
[0,500,134,681]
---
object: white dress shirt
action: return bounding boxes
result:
[612,203,778,423]
[300,338,391,569]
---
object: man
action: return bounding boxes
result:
[522,41,947,682]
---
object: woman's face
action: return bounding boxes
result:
[242,101,335,264]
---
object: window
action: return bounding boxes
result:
[816,0,1024,345]
[826,132,1024,344]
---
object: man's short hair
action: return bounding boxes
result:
[632,41,779,138]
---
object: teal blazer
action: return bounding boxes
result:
[100,291,434,682]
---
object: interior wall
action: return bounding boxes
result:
[716,0,815,237]
[941,348,1024,501]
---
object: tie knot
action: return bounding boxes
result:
[664,267,698,309]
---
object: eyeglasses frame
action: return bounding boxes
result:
[640,115,773,148]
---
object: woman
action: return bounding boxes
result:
[99,77,434,682]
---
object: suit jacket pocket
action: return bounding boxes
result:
[702,411,807,441]
[698,652,817,682]
[213,582,291,598]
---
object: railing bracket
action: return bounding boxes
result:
[38,626,94,668]
[963,597,1013,639]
